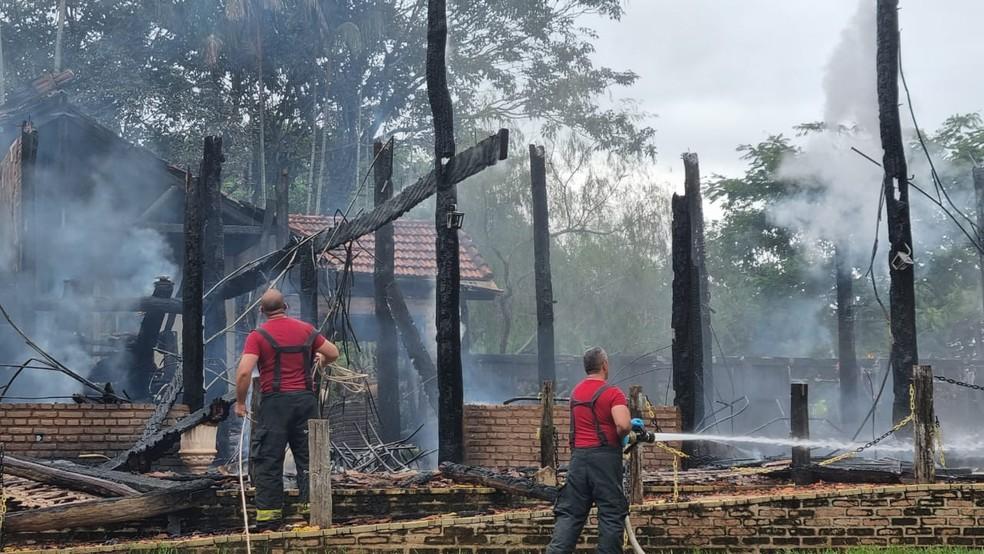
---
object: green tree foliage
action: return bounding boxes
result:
[0,0,654,213]
[706,116,984,359]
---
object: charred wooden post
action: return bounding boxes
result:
[790,382,814,485]
[299,242,319,326]
[201,136,226,402]
[308,419,332,527]
[374,139,401,442]
[835,244,860,425]
[427,0,463,464]
[275,166,290,247]
[530,144,556,385]
[877,0,919,425]
[182,168,205,412]
[682,153,712,426]
[912,364,935,484]
[627,385,645,504]
[539,380,556,472]
[17,122,39,332]
[385,281,438,411]
[671,194,699,443]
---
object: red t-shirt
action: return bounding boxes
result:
[570,378,627,448]
[243,317,327,393]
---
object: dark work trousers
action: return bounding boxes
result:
[547,446,628,553]
[251,391,319,510]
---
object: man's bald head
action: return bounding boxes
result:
[260,288,287,317]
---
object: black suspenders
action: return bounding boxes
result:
[569,383,612,448]
[254,327,320,392]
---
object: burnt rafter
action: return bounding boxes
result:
[204,129,509,304]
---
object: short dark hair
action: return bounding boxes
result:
[583,347,607,374]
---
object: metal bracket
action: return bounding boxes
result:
[891,243,914,271]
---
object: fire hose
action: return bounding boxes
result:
[621,422,661,554]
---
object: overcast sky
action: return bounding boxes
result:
[588,0,984,191]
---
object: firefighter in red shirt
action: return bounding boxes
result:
[234,288,339,528]
[547,347,632,553]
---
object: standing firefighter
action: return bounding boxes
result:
[235,288,339,529]
[547,347,632,553]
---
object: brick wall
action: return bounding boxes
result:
[31,483,984,553]
[0,403,189,461]
[463,403,681,470]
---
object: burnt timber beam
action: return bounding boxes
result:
[427,0,464,465]
[182,166,206,411]
[439,462,557,502]
[385,281,439,412]
[21,457,184,492]
[374,139,401,442]
[4,455,139,497]
[877,0,919,424]
[530,144,555,385]
[34,296,183,313]
[682,153,712,428]
[671,193,699,437]
[206,129,509,303]
[202,136,226,402]
[146,223,263,235]
[3,478,217,533]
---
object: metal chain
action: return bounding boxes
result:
[818,384,916,467]
[934,375,984,392]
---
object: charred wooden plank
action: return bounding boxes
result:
[40,458,181,492]
[439,462,557,502]
[183,165,206,411]
[374,139,401,442]
[4,456,139,497]
[3,478,216,533]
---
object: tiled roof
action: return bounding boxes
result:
[289,214,497,285]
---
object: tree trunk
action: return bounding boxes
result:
[876,0,919,425]
[374,139,401,441]
[182,168,205,412]
[428,0,463,464]
[835,243,860,425]
[530,144,555,384]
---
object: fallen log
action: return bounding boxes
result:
[3,478,216,533]
[439,462,558,502]
[4,456,139,497]
[101,391,234,472]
